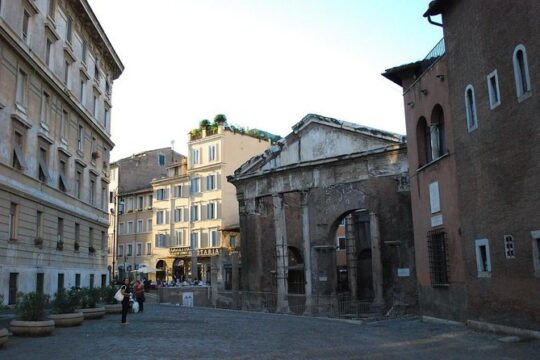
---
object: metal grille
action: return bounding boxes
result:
[427,228,449,286]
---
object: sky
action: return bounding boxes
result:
[87,0,443,161]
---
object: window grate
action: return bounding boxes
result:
[427,228,449,286]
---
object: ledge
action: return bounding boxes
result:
[416,152,449,173]
[11,111,32,129]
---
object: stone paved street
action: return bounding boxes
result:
[1,304,538,360]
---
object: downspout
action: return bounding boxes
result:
[426,15,443,27]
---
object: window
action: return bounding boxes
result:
[104,107,110,129]
[75,167,82,199]
[136,220,143,233]
[430,105,447,159]
[465,85,478,132]
[66,16,73,44]
[92,93,98,118]
[89,177,96,205]
[9,203,18,240]
[207,202,217,219]
[127,244,133,256]
[156,211,165,225]
[101,184,107,210]
[191,148,200,165]
[89,227,94,249]
[504,235,515,259]
[155,234,167,248]
[136,243,142,256]
[475,239,492,277]
[64,60,71,86]
[16,68,28,109]
[94,62,100,82]
[174,208,182,222]
[12,129,27,171]
[61,110,68,141]
[210,229,219,247]
[191,177,201,193]
[229,235,237,248]
[416,117,431,166]
[429,182,441,214]
[146,242,152,255]
[75,273,80,288]
[118,244,124,256]
[427,229,449,286]
[48,0,56,18]
[22,10,30,44]
[118,222,125,235]
[126,197,133,212]
[75,222,80,246]
[77,125,84,152]
[207,174,216,191]
[158,153,165,166]
[80,79,86,102]
[147,194,153,208]
[191,232,199,249]
[532,231,540,276]
[191,204,200,222]
[81,40,87,65]
[487,70,501,109]
[174,231,182,246]
[57,217,64,243]
[57,273,64,291]
[156,188,167,201]
[208,144,217,161]
[36,273,44,294]
[513,44,531,100]
[137,196,144,210]
[127,221,133,234]
[58,156,68,192]
[9,273,18,305]
[101,231,106,251]
[174,185,182,198]
[337,236,346,250]
[36,210,43,239]
[38,146,50,183]
[146,218,152,232]
[45,38,52,66]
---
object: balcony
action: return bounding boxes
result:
[421,38,445,72]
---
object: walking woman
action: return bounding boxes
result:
[120,278,131,324]
[134,280,145,313]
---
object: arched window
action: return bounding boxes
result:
[430,105,447,159]
[513,44,531,100]
[465,85,478,132]
[416,117,432,167]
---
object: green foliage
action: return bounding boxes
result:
[0,294,8,312]
[199,119,211,128]
[101,285,118,305]
[213,114,227,124]
[79,287,101,309]
[16,292,50,321]
[51,288,79,314]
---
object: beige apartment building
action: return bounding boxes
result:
[151,121,277,283]
[0,1,123,304]
[107,148,182,282]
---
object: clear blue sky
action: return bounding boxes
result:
[88,0,442,160]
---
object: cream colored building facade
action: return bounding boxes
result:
[0,0,123,304]
[151,123,275,283]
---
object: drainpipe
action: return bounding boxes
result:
[426,15,443,27]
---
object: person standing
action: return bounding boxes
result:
[134,280,145,313]
[120,278,131,324]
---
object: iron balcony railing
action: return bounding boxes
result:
[421,38,445,71]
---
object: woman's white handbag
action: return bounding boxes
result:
[114,287,124,302]
[132,300,139,313]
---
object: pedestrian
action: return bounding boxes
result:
[134,279,145,313]
[120,278,131,324]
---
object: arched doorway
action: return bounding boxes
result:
[173,259,185,282]
[156,260,166,282]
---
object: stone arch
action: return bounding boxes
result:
[173,258,185,281]
[416,116,431,166]
[156,260,166,282]
[430,104,447,158]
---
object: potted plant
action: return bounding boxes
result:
[56,240,64,251]
[199,119,210,129]
[10,292,55,336]
[74,242,80,251]
[89,246,96,254]
[79,287,106,319]
[48,288,84,327]
[34,237,43,248]
[214,114,227,125]
[101,285,122,314]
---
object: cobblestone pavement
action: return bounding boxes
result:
[1,304,538,359]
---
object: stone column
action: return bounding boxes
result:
[190,249,198,282]
[231,251,239,309]
[369,212,384,310]
[210,255,219,306]
[346,213,358,301]
[272,194,289,313]
[301,192,313,315]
